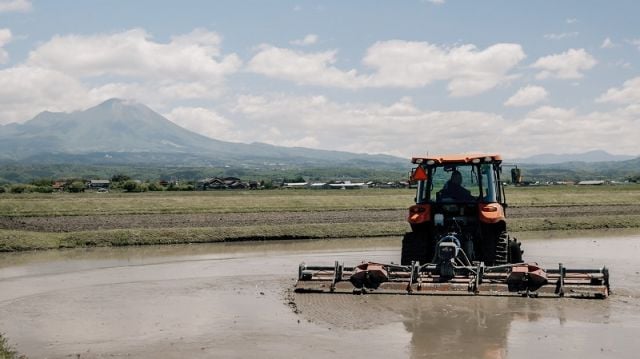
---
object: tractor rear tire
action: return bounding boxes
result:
[495,231,524,265]
[401,232,430,265]
[494,232,509,265]
[509,237,524,263]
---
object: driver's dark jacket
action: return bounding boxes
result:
[439,182,474,202]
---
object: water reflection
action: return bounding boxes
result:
[294,292,613,359]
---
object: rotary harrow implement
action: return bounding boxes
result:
[294,154,610,299]
[295,261,609,299]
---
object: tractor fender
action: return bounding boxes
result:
[407,204,431,225]
[478,203,505,224]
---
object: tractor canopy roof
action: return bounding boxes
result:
[411,154,502,165]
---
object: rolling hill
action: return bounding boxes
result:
[0,99,405,169]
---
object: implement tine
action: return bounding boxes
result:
[330,261,342,292]
[407,261,415,293]
[298,262,305,280]
[556,263,565,297]
[473,262,484,293]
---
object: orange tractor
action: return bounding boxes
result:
[295,154,609,298]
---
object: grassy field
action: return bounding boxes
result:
[1,185,640,251]
[505,185,640,206]
[0,189,414,217]
[2,185,640,217]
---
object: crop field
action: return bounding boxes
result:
[1,185,640,251]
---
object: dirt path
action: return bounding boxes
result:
[1,205,639,232]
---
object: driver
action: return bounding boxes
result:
[440,170,474,202]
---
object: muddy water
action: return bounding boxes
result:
[1,232,639,358]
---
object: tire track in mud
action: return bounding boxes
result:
[291,292,405,329]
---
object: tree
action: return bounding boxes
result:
[67,181,85,193]
[9,184,27,193]
[111,174,130,183]
[147,182,163,191]
[123,180,142,192]
[31,178,53,187]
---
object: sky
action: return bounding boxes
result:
[0,0,639,159]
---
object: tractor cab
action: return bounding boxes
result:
[411,154,505,206]
[404,155,513,267]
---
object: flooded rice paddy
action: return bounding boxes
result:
[1,231,639,358]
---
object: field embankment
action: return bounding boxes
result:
[1,186,640,251]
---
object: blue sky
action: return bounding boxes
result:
[1,0,639,158]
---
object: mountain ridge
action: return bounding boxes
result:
[0,99,405,168]
[1,99,637,171]
[512,150,636,164]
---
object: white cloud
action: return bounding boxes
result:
[0,28,242,123]
[87,80,223,110]
[226,93,638,157]
[247,45,361,88]
[230,94,506,156]
[596,76,640,104]
[627,39,640,51]
[0,66,91,123]
[290,34,318,46]
[504,85,548,107]
[532,48,597,79]
[601,37,615,49]
[425,0,445,4]
[0,28,10,46]
[613,60,632,69]
[165,107,238,142]
[566,18,578,24]
[363,41,525,96]
[0,0,31,13]
[543,32,579,40]
[0,28,11,64]
[248,41,526,96]
[504,105,639,155]
[27,28,241,80]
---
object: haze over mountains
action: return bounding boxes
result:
[0,99,637,172]
[0,99,404,169]
[513,150,636,164]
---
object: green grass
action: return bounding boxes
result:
[1,185,640,252]
[0,189,415,217]
[505,184,640,206]
[0,333,21,359]
[1,185,639,217]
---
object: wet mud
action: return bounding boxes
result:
[1,234,639,358]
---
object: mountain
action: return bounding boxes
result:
[0,99,405,169]
[518,157,640,182]
[513,150,636,164]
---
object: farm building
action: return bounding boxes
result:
[197,177,247,190]
[88,180,110,189]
